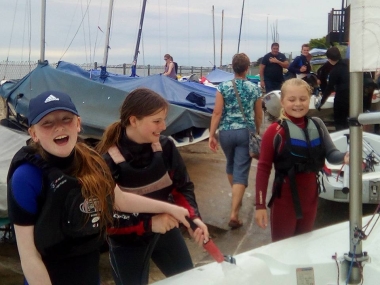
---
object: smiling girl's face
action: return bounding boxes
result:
[28,110,81,157]
[127,108,167,144]
[281,85,311,118]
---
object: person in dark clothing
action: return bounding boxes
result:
[316,60,334,93]
[320,47,350,131]
[171,56,178,75]
[259,43,289,93]
[96,88,209,285]
[288,44,311,79]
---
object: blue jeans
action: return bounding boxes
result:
[219,128,252,186]
[109,228,193,285]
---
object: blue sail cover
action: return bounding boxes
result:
[205,68,234,84]
[0,61,217,139]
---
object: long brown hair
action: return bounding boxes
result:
[30,140,115,229]
[96,88,169,154]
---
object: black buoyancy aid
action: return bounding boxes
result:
[269,118,326,219]
[107,142,173,235]
[8,146,104,258]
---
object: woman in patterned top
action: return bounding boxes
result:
[209,53,262,229]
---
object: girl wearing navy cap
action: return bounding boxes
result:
[7,91,190,285]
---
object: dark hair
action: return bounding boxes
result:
[326,47,341,61]
[301,43,310,49]
[232,53,250,75]
[96,88,169,154]
[271,42,279,48]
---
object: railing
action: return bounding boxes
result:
[327,5,350,44]
[0,60,259,81]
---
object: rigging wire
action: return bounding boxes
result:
[158,0,162,64]
[60,0,81,62]
[92,0,105,64]
[59,0,92,62]
[81,0,89,64]
[166,0,168,52]
[86,0,92,64]
[4,0,19,79]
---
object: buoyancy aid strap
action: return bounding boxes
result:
[288,167,303,219]
[267,172,284,208]
[108,145,125,164]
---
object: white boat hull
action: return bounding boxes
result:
[263,90,334,120]
[263,90,380,121]
[319,129,380,204]
[153,215,380,285]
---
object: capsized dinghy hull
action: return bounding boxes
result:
[152,215,380,284]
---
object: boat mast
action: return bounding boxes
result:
[102,0,114,67]
[212,5,215,69]
[220,10,224,67]
[345,0,380,283]
[39,0,46,62]
[133,0,147,64]
[237,0,245,53]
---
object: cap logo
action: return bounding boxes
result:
[44,95,60,103]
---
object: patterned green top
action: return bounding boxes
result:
[217,79,261,132]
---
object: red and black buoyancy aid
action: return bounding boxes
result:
[268,117,326,219]
[106,142,173,236]
[7,146,106,259]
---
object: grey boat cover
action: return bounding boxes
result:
[0,61,215,139]
[0,125,29,217]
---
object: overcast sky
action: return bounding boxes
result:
[0,0,344,68]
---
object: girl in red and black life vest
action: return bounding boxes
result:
[7,91,190,285]
[254,79,349,242]
[96,88,209,285]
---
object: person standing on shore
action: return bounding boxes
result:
[96,88,209,285]
[209,53,262,229]
[163,54,177,80]
[259,43,289,93]
[7,91,191,285]
[254,79,348,242]
[288,44,311,79]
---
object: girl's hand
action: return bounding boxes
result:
[255,209,268,229]
[152,213,179,234]
[344,152,349,164]
[188,218,210,247]
[166,204,190,228]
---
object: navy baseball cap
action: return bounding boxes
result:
[28,91,79,126]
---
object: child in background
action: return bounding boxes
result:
[7,91,190,285]
[96,88,209,285]
[254,79,349,242]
